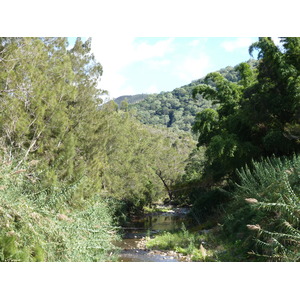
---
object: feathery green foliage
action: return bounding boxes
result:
[224,155,300,261]
[0,37,193,213]
[0,155,119,261]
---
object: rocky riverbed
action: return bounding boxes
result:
[116,205,196,262]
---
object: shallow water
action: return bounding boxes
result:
[115,210,195,262]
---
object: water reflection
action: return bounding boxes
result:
[116,212,195,262]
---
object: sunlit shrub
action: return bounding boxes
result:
[223,155,300,261]
[0,155,118,261]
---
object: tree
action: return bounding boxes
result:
[191,37,300,181]
[192,69,256,180]
[120,99,129,112]
[93,110,195,209]
[0,37,108,199]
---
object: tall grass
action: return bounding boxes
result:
[0,156,119,261]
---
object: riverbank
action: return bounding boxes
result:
[116,204,226,262]
[115,204,194,261]
[135,236,193,262]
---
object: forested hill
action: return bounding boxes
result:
[114,93,148,106]
[116,59,257,132]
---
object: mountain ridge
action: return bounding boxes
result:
[111,59,258,131]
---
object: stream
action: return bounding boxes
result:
[114,207,196,262]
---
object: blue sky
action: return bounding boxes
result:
[1,0,294,102]
[69,36,283,99]
[85,37,263,99]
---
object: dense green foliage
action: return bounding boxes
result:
[176,37,300,261]
[1,36,299,262]
[0,37,105,196]
[0,37,194,261]
[126,63,258,131]
[94,109,195,210]
[192,38,300,181]
[157,38,300,262]
[0,37,193,208]
[223,155,300,261]
[0,156,118,261]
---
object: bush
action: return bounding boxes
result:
[0,156,119,261]
[223,155,300,261]
[190,187,229,223]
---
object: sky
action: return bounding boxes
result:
[69,37,262,100]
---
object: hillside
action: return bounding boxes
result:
[114,93,149,106]
[124,59,258,132]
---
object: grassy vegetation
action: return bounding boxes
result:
[0,155,119,262]
[145,224,218,261]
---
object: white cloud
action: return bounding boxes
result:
[91,37,174,98]
[133,38,175,61]
[146,59,171,70]
[221,37,255,52]
[145,84,159,94]
[189,39,200,47]
[99,70,128,99]
[174,53,211,82]
[189,38,209,48]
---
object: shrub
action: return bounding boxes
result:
[0,156,119,261]
[223,155,300,261]
[190,187,229,223]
